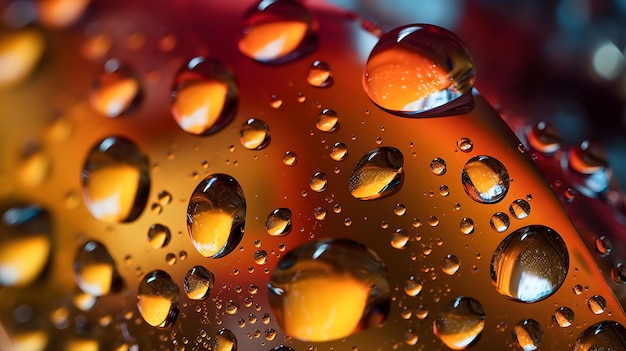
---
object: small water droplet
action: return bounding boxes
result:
[313,207,327,220]
[586,295,607,314]
[459,217,474,234]
[240,118,271,150]
[363,24,474,116]
[490,225,569,303]
[433,296,485,350]
[553,306,574,328]
[564,187,577,202]
[187,174,246,258]
[316,108,339,132]
[283,151,297,166]
[225,299,239,315]
[573,321,626,351]
[254,250,268,265]
[165,252,177,265]
[73,240,122,296]
[612,262,626,284]
[0,29,45,88]
[456,137,473,152]
[404,276,423,297]
[569,140,607,175]
[526,122,561,154]
[348,147,403,200]
[428,215,439,227]
[573,284,584,295]
[307,60,333,87]
[391,229,409,249]
[171,57,238,135]
[89,58,141,117]
[595,235,612,256]
[441,254,460,275]
[462,155,510,204]
[148,224,171,249]
[17,145,51,187]
[512,319,543,351]
[268,239,390,342]
[489,212,510,233]
[430,158,446,176]
[184,265,214,301]
[266,208,292,236]
[439,184,450,196]
[393,203,406,216]
[238,0,317,64]
[309,172,328,192]
[270,95,283,108]
[330,142,348,161]
[509,199,531,220]
[137,270,179,328]
[213,328,237,351]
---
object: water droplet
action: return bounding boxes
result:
[391,229,409,249]
[569,140,607,175]
[441,254,460,275]
[238,0,317,64]
[148,224,171,249]
[313,207,327,220]
[430,158,446,176]
[137,270,179,328]
[171,57,238,135]
[73,240,122,296]
[404,276,423,296]
[489,212,510,233]
[405,329,419,345]
[573,321,626,351]
[348,147,403,200]
[0,29,45,88]
[266,208,292,236]
[428,215,439,227]
[456,138,473,152]
[586,295,606,314]
[553,306,574,327]
[330,142,348,161]
[254,250,268,265]
[183,266,214,301]
[509,199,531,220]
[316,108,339,132]
[240,118,271,150]
[307,60,333,87]
[512,319,543,351]
[459,217,474,234]
[564,187,577,202]
[363,24,474,116]
[573,284,584,295]
[439,184,450,196]
[270,95,283,108]
[17,146,51,187]
[81,137,150,223]
[283,151,297,166]
[309,172,328,192]
[214,328,237,351]
[595,235,612,256]
[612,262,626,284]
[187,174,246,258]
[89,59,141,117]
[393,203,406,216]
[490,225,569,303]
[225,299,239,315]
[165,253,177,265]
[462,155,510,204]
[268,239,390,342]
[526,122,561,154]
[433,296,485,350]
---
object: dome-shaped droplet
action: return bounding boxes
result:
[391,228,409,249]
[612,262,626,284]
[137,270,179,328]
[553,306,574,327]
[512,319,543,351]
[73,240,123,296]
[187,174,246,258]
[89,59,141,117]
[268,239,390,342]
[573,321,626,351]
[0,205,51,287]
[363,24,474,117]
[509,199,531,220]
[214,328,237,351]
[456,137,473,153]
[459,217,474,234]
[283,151,297,166]
[462,155,510,204]
[147,223,171,249]
[433,296,485,350]
[441,254,460,275]
[349,147,404,200]
[265,208,292,236]
[0,29,45,88]
[171,57,238,136]
[595,235,612,257]
[307,60,333,87]
[81,137,150,223]
[316,108,339,132]
[569,140,607,175]
[586,295,606,314]
[330,142,348,161]
[430,158,447,176]
[184,265,214,301]
[404,276,423,297]
[240,118,270,150]
[309,172,328,192]
[489,212,510,233]
[490,225,569,303]
[238,0,317,64]
[254,250,268,265]
[526,122,561,154]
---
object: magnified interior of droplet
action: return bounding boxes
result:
[171,57,238,136]
[462,155,510,204]
[433,296,485,350]
[81,136,150,223]
[573,321,626,351]
[187,174,246,258]
[348,147,404,200]
[214,328,237,351]
[490,225,569,303]
[184,265,215,301]
[73,240,123,297]
[265,208,292,236]
[363,24,474,117]
[238,0,317,64]
[89,58,141,118]
[137,270,179,328]
[268,238,390,342]
[307,60,333,88]
[512,319,543,351]
[240,118,270,150]
[526,121,561,154]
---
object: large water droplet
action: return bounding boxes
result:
[89,59,141,117]
[171,57,238,136]
[187,174,246,258]
[526,122,561,154]
[307,60,333,87]
[573,321,626,351]
[553,306,574,327]
[363,24,474,117]
[265,208,292,236]
[81,137,150,223]
[240,118,270,150]
[348,147,404,200]
[73,240,123,296]
[512,319,543,351]
[184,265,215,301]
[316,109,339,132]
[433,296,485,350]
[490,225,569,303]
[0,29,45,88]
[268,239,390,342]
[214,328,237,351]
[137,270,179,328]
[462,155,510,204]
[238,0,317,64]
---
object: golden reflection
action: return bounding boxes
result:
[83,164,141,222]
[0,236,50,287]
[239,21,308,61]
[171,82,228,135]
[0,30,44,88]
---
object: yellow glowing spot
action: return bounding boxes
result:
[241,130,267,149]
[81,34,112,60]
[78,263,114,296]
[0,29,45,88]
[37,0,91,28]
[12,330,48,351]
[239,21,308,61]
[0,236,50,287]
[435,320,486,350]
[190,209,233,257]
[90,78,140,117]
[84,164,141,222]
[350,165,401,200]
[172,82,227,135]
[17,152,51,187]
[65,338,99,351]
[137,295,174,327]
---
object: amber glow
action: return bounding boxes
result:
[464,161,502,196]
[434,320,485,350]
[350,165,401,200]
[77,263,114,296]
[84,164,141,222]
[239,21,308,61]
[172,82,227,135]
[241,130,267,149]
[190,209,233,257]
[137,295,174,327]
[37,0,91,28]
[17,152,50,187]
[12,330,48,351]
[0,30,45,88]
[89,78,139,117]
[0,236,50,287]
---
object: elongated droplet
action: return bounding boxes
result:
[268,239,390,342]
[462,155,510,204]
[307,60,333,87]
[187,174,246,258]
[137,270,179,328]
[240,118,270,150]
[81,137,150,223]
[238,0,317,64]
[553,306,574,327]
[433,296,485,350]
[573,321,626,351]
[526,121,561,154]
[184,266,215,301]
[349,147,404,200]
[512,319,543,351]
[73,240,123,296]
[0,205,51,287]
[568,140,610,195]
[265,208,292,236]
[456,137,473,152]
[363,24,474,117]
[89,59,141,117]
[0,29,45,88]
[490,225,569,303]
[171,57,238,135]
